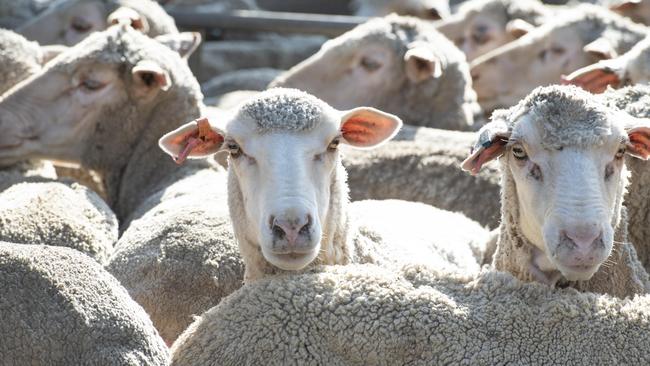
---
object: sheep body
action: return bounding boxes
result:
[0,242,169,365]
[170,264,650,365]
[0,180,117,264]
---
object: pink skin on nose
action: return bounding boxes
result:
[564,227,601,251]
[274,218,308,246]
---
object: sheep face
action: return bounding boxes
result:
[159,89,402,273]
[470,21,612,112]
[462,86,650,283]
[0,27,198,166]
[17,0,156,46]
[506,116,627,281]
[271,16,449,113]
[436,1,537,61]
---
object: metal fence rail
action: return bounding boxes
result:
[168,9,368,37]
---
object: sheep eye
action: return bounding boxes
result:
[551,46,566,55]
[512,145,527,160]
[71,17,92,33]
[472,26,489,45]
[615,147,626,159]
[360,56,381,72]
[327,138,340,151]
[227,142,241,157]
[81,79,104,91]
[426,8,441,20]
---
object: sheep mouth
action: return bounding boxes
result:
[557,263,601,281]
[264,250,319,271]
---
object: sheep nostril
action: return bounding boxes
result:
[272,223,285,240]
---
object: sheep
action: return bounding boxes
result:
[0,26,242,344]
[563,34,650,93]
[270,15,482,131]
[0,180,118,264]
[160,88,490,282]
[470,4,649,113]
[436,0,551,61]
[17,0,178,46]
[201,67,282,98]
[170,264,650,365]
[462,85,650,298]
[343,126,502,229]
[0,242,169,365]
[351,0,451,20]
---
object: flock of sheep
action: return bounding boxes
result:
[3,0,650,364]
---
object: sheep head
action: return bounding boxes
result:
[462,85,650,283]
[160,88,402,274]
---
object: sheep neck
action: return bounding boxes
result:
[493,159,638,296]
[96,89,204,221]
[624,157,650,271]
[230,159,352,282]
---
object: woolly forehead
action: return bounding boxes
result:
[226,91,340,143]
[502,91,626,149]
[322,15,440,58]
[46,26,181,76]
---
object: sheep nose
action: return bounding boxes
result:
[271,215,312,246]
[563,226,602,252]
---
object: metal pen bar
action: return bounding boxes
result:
[168,9,368,36]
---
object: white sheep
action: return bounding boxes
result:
[160,88,490,282]
[0,25,240,344]
[436,0,551,61]
[0,28,117,263]
[0,242,169,365]
[170,264,650,365]
[470,3,649,113]
[270,15,482,131]
[462,85,650,298]
[17,0,178,46]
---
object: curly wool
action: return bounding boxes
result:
[0,243,169,365]
[0,179,117,264]
[494,85,615,149]
[170,264,650,365]
[240,88,327,133]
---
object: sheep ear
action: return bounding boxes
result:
[404,43,442,83]
[108,6,149,33]
[610,0,641,12]
[625,118,650,160]
[156,32,202,59]
[159,118,225,165]
[339,107,402,149]
[506,19,535,39]
[561,61,622,94]
[39,45,68,65]
[461,120,511,175]
[132,60,171,99]
[584,38,618,60]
